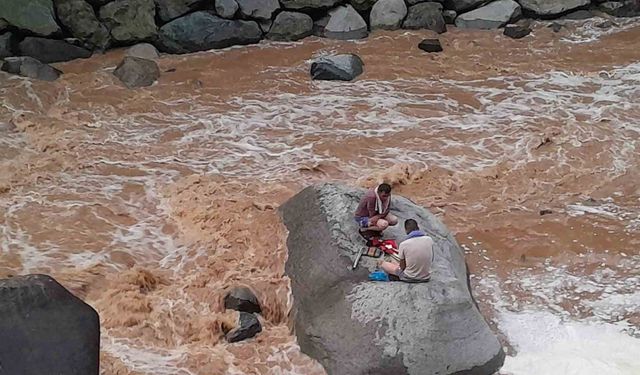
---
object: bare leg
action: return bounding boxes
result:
[385,214,398,227]
[363,218,389,233]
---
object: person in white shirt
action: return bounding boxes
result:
[379,219,433,282]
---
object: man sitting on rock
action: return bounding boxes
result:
[379,219,433,282]
[354,183,398,236]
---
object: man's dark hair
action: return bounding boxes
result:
[378,183,392,194]
[404,219,419,232]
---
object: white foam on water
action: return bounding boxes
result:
[560,17,640,44]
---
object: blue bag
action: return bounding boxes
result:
[368,270,389,282]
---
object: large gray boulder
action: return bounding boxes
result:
[236,0,280,20]
[456,0,521,29]
[443,0,488,13]
[403,2,447,33]
[55,0,111,50]
[18,37,93,64]
[370,0,408,30]
[267,12,313,41]
[599,1,640,17]
[281,0,342,11]
[113,56,160,88]
[0,32,17,58]
[0,0,61,36]
[157,11,262,53]
[99,0,157,44]
[155,0,205,22]
[215,0,240,18]
[280,183,505,375]
[518,0,590,16]
[1,56,62,81]
[310,54,364,81]
[324,4,369,40]
[0,275,100,374]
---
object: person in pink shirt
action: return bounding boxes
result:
[354,183,398,235]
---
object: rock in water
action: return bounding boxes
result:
[155,0,206,22]
[418,38,443,52]
[599,1,640,17]
[280,183,505,375]
[0,0,61,36]
[18,37,92,64]
[225,287,262,313]
[0,32,17,58]
[267,11,313,41]
[280,0,341,11]
[370,0,408,30]
[456,0,521,29]
[1,56,62,81]
[563,9,593,19]
[126,43,160,60]
[443,0,488,12]
[0,275,100,374]
[113,56,160,88]
[55,0,111,50]
[225,312,262,343]
[99,0,157,44]
[403,2,447,33]
[518,0,590,16]
[236,0,280,20]
[503,24,531,38]
[216,0,239,18]
[157,11,262,54]
[324,4,368,40]
[310,54,364,81]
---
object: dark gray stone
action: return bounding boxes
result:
[158,12,262,54]
[267,11,313,41]
[225,312,262,343]
[224,287,262,313]
[236,0,280,20]
[518,0,590,16]
[113,56,160,88]
[310,54,364,81]
[126,43,160,60]
[403,2,447,33]
[350,0,378,11]
[312,14,331,36]
[55,0,111,50]
[563,9,594,19]
[370,0,408,30]
[548,21,564,32]
[280,183,505,375]
[280,0,341,11]
[503,24,531,38]
[18,37,92,64]
[596,19,615,28]
[443,9,457,23]
[599,1,640,17]
[418,38,443,52]
[0,32,17,58]
[443,0,488,13]
[215,0,239,18]
[155,0,205,22]
[0,275,100,374]
[2,56,63,81]
[0,0,61,36]
[324,4,369,40]
[455,0,521,29]
[99,0,157,44]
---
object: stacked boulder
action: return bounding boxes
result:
[0,0,638,69]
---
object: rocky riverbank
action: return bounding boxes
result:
[0,0,639,67]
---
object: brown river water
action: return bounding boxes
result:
[1,18,639,375]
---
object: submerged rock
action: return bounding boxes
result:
[18,37,92,64]
[403,2,447,33]
[0,275,100,374]
[518,0,590,16]
[225,312,262,343]
[267,11,313,41]
[418,38,443,52]
[225,286,262,313]
[503,24,531,38]
[280,183,505,375]
[0,0,61,36]
[113,56,160,88]
[157,11,262,54]
[456,0,521,29]
[1,56,62,81]
[310,54,364,81]
[370,0,408,30]
[55,0,111,50]
[324,4,369,40]
[99,0,157,44]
